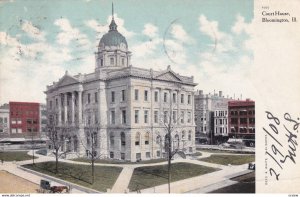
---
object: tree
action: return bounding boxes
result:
[79,123,108,185]
[46,124,71,173]
[160,92,193,193]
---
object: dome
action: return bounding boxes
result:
[99,17,128,48]
[99,29,128,48]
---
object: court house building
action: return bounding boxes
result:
[45,9,197,161]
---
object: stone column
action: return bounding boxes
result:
[78,91,82,125]
[64,93,68,124]
[58,94,62,126]
[71,92,75,125]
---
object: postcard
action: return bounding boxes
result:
[0,0,299,195]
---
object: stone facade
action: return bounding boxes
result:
[0,104,10,137]
[194,90,231,144]
[45,10,197,161]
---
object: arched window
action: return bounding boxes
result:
[145,132,150,145]
[135,132,140,146]
[182,130,186,139]
[188,130,192,141]
[110,132,114,147]
[121,132,126,146]
[156,135,161,145]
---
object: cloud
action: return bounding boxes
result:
[54,18,90,47]
[21,20,46,41]
[231,14,253,35]
[198,15,235,53]
[143,23,158,38]
[170,24,194,43]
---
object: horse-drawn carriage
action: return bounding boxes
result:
[38,180,70,193]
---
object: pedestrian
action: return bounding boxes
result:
[1,159,3,165]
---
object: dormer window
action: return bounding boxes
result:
[110,57,114,66]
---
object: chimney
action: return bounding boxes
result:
[219,91,222,97]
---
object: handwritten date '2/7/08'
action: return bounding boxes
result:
[264,111,299,181]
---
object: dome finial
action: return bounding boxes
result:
[112,2,114,20]
[109,2,117,31]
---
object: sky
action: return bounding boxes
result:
[0,0,254,104]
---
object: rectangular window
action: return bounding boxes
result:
[154,91,158,102]
[136,153,141,160]
[122,110,126,124]
[164,92,168,102]
[156,151,161,157]
[164,111,168,123]
[95,92,98,103]
[122,58,125,66]
[144,110,149,124]
[121,153,125,160]
[122,90,126,101]
[111,111,115,124]
[188,95,191,104]
[144,90,148,101]
[172,111,177,123]
[50,101,53,109]
[111,91,115,102]
[11,128,17,133]
[134,89,139,101]
[100,59,103,66]
[181,94,184,104]
[88,93,91,104]
[172,93,176,103]
[146,152,150,158]
[181,111,185,124]
[134,110,139,124]
[56,98,58,106]
[240,118,247,124]
[154,111,158,123]
[110,152,114,159]
[187,112,191,123]
[110,57,114,65]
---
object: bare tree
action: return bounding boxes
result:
[79,122,108,185]
[160,93,192,193]
[46,124,71,173]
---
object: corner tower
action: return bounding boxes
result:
[95,3,131,72]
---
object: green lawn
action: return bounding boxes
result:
[22,161,122,192]
[72,157,167,165]
[128,162,219,191]
[210,172,255,193]
[0,151,37,161]
[199,154,255,165]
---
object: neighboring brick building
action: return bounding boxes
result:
[228,99,255,146]
[9,102,40,139]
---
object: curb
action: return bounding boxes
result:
[18,165,102,193]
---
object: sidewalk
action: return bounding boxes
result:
[110,166,134,193]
